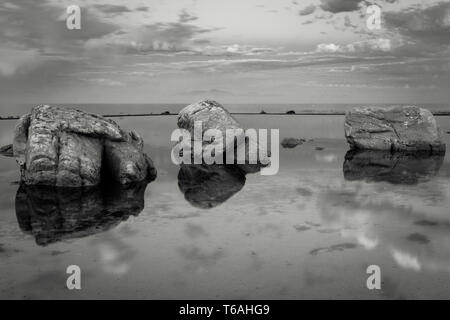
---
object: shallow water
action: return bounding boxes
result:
[1,114,450,299]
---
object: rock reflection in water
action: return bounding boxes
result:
[15,181,149,246]
[178,164,246,209]
[343,150,444,185]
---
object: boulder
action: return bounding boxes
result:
[281,138,305,149]
[345,105,445,153]
[15,181,148,246]
[104,130,157,184]
[13,105,156,187]
[343,150,444,185]
[178,164,246,209]
[177,99,269,172]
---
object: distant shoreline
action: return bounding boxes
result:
[2,111,450,120]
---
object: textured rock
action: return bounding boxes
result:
[12,105,156,186]
[178,164,246,209]
[281,138,305,149]
[0,144,13,157]
[15,181,148,246]
[177,99,269,171]
[345,105,445,152]
[13,113,31,168]
[178,99,241,134]
[343,150,444,185]
[104,131,157,184]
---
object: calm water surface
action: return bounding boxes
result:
[1,113,450,299]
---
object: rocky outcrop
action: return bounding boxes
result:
[178,164,246,209]
[343,150,444,185]
[177,99,269,172]
[12,105,156,187]
[281,138,305,149]
[345,106,445,153]
[15,182,148,246]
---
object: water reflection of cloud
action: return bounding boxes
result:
[315,176,450,276]
[309,243,359,256]
[93,234,136,276]
[315,153,337,163]
[391,249,422,271]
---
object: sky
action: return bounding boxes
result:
[0,0,449,104]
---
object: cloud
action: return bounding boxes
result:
[135,6,149,12]
[316,39,392,53]
[319,0,398,14]
[316,43,341,53]
[299,4,316,16]
[179,9,198,23]
[84,13,219,56]
[92,4,131,14]
[344,16,357,29]
[134,55,391,75]
[0,1,119,53]
[0,2,21,10]
[196,44,277,56]
[319,0,364,13]
[384,2,450,46]
[181,89,233,96]
[81,78,126,86]
[0,47,40,77]
[83,24,276,58]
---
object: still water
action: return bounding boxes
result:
[0,113,450,299]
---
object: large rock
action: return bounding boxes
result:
[104,131,157,184]
[281,138,305,149]
[177,99,269,172]
[345,106,445,152]
[178,99,241,135]
[178,164,246,209]
[343,150,444,185]
[15,181,148,246]
[13,105,156,186]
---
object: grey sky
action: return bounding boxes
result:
[0,0,449,104]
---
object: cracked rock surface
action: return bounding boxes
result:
[13,105,156,187]
[176,99,269,172]
[344,105,446,153]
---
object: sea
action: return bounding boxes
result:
[0,103,449,299]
